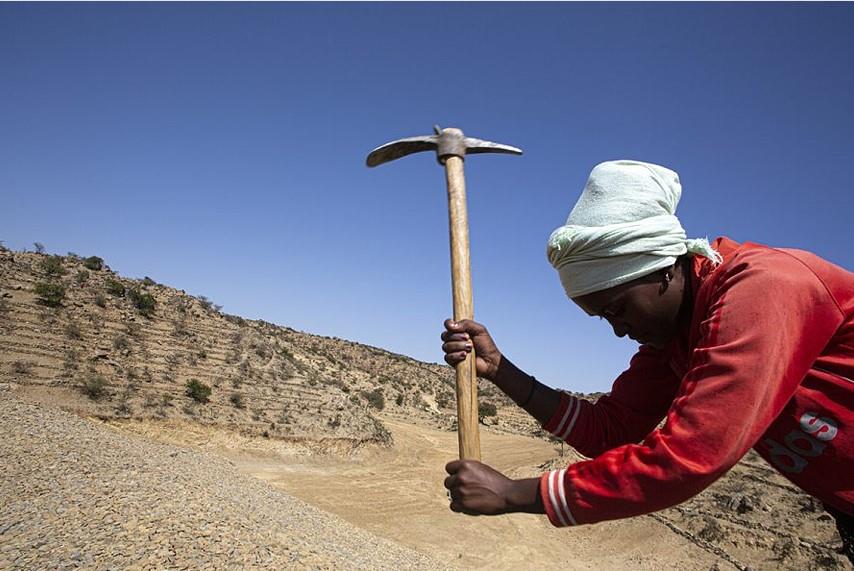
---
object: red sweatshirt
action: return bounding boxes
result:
[540,237,853,527]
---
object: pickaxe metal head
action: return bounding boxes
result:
[366,125,522,167]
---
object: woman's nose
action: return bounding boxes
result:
[611,321,628,338]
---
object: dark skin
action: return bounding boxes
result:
[441,258,692,516]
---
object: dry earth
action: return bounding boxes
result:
[111,412,850,571]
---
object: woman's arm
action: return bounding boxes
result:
[443,319,679,456]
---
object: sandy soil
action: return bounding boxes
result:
[201,415,728,570]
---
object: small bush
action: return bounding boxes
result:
[12,360,34,375]
[33,282,65,307]
[33,242,45,254]
[81,374,108,400]
[113,334,130,352]
[479,402,498,421]
[230,392,245,409]
[94,293,107,307]
[224,314,246,326]
[395,393,404,406]
[65,322,83,340]
[115,395,131,415]
[40,255,66,277]
[361,388,385,411]
[329,378,350,393]
[83,256,104,271]
[142,276,156,286]
[105,279,125,297]
[186,379,212,403]
[75,270,90,284]
[63,348,80,372]
[128,288,155,317]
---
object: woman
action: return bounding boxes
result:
[440,160,853,560]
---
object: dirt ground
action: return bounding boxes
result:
[115,414,733,570]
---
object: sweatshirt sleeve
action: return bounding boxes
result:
[540,248,844,527]
[543,346,681,458]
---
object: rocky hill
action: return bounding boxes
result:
[0,248,540,449]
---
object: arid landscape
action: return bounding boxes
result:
[1,248,850,570]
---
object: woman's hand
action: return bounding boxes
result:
[444,459,541,516]
[441,319,503,381]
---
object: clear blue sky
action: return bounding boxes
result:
[2,3,852,393]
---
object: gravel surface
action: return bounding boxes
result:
[0,391,447,570]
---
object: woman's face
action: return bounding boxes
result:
[572,265,685,349]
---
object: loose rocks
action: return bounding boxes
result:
[0,393,446,570]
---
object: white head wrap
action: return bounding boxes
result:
[546,160,722,299]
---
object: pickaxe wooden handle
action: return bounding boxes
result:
[444,154,481,460]
[367,126,522,460]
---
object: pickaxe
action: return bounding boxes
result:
[366,126,522,460]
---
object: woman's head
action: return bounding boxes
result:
[547,160,719,346]
[572,259,688,349]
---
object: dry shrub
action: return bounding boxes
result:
[33,282,65,307]
[81,374,108,400]
[12,360,34,375]
[83,256,103,271]
[65,322,82,340]
[186,379,211,403]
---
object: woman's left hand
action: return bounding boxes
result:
[444,459,541,516]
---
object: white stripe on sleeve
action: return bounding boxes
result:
[551,395,576,438]
[557,396,581,441]
[556,468,577,526]
[547,471,568,527]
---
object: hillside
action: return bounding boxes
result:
[0,248,540,448]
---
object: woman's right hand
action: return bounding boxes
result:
[441,319,503,381]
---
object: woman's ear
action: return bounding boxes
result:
[658,267,674,295]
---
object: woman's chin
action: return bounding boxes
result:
[641,335,669,349]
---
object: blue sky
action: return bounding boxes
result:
[2,3,852,393]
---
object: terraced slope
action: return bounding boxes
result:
[0,249,540,446]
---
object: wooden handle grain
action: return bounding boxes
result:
[444,155,482,461]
